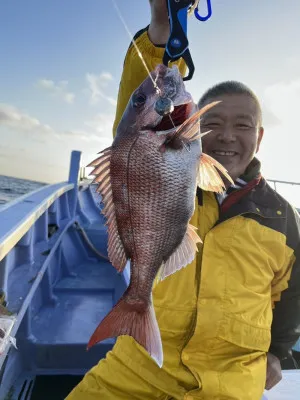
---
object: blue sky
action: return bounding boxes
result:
[0,0,300,204]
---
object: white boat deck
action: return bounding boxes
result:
[263,370,300,399]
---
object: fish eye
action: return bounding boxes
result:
[132,93,146,108]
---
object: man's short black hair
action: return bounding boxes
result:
[198,81,263,126]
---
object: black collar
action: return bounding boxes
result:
[216,178,286,225]
[240,158,261,182]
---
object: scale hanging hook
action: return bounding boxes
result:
[194,0,212,22]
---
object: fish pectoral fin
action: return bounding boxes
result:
[88,147,127,272]
[157,224,202,282]
[197,153,234,194]
[87,296,163,368]
[173,101,221,143]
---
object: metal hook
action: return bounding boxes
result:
[194,0,212,22]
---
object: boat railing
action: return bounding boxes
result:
[267,178,300,190]
[0,151,81,264]
[0,151,85,370]
[267,178,300,215]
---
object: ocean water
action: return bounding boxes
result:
[0,175,46,206]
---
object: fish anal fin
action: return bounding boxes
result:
[198,153,234,193]
[158,224,202,282]
[107,219,127,272]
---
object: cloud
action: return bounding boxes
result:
[37,79,75,104]
[83,113,115,149]
[0,151,11,159]
[264,78,300,128]
[98,72,114,83]
[0,103,107,144]
[85,72,117,106]
[260,104,281,128]
[259,78,300,182]
[285,56,300,70]
[84,113,114,134]
[62,129,109,144]
[0,103,54,135]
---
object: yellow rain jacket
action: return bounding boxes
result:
[67,29,300,400]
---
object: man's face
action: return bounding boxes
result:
[200,94,264,182]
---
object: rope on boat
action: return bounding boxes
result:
[74,221,109,261]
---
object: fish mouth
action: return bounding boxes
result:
[154,101,195,132]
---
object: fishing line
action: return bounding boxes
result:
[168,115,176,128]
[110,0,161,94]
[111,0,179,128]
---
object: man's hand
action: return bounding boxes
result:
[265,352,282,390]
[148,0,170,45]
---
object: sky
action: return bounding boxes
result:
[0,0,300,205]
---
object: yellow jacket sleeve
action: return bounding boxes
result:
[112,29,187,138]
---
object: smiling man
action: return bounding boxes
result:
[66,1,300,400]
[199,85,264,183]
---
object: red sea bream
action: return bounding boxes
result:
[87,64,232,367]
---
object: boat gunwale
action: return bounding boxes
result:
[0,182,74,262]
[0,217,76,371]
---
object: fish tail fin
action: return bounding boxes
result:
[87,296,163,367]
[198,152,234,193]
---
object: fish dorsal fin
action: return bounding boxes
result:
[198,153,234,194]
[88,148,127,272]
[173,101,221,143]
[157,224,202,282]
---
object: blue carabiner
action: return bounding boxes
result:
[194,0,212,22]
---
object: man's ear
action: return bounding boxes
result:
[256,127,264,153]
